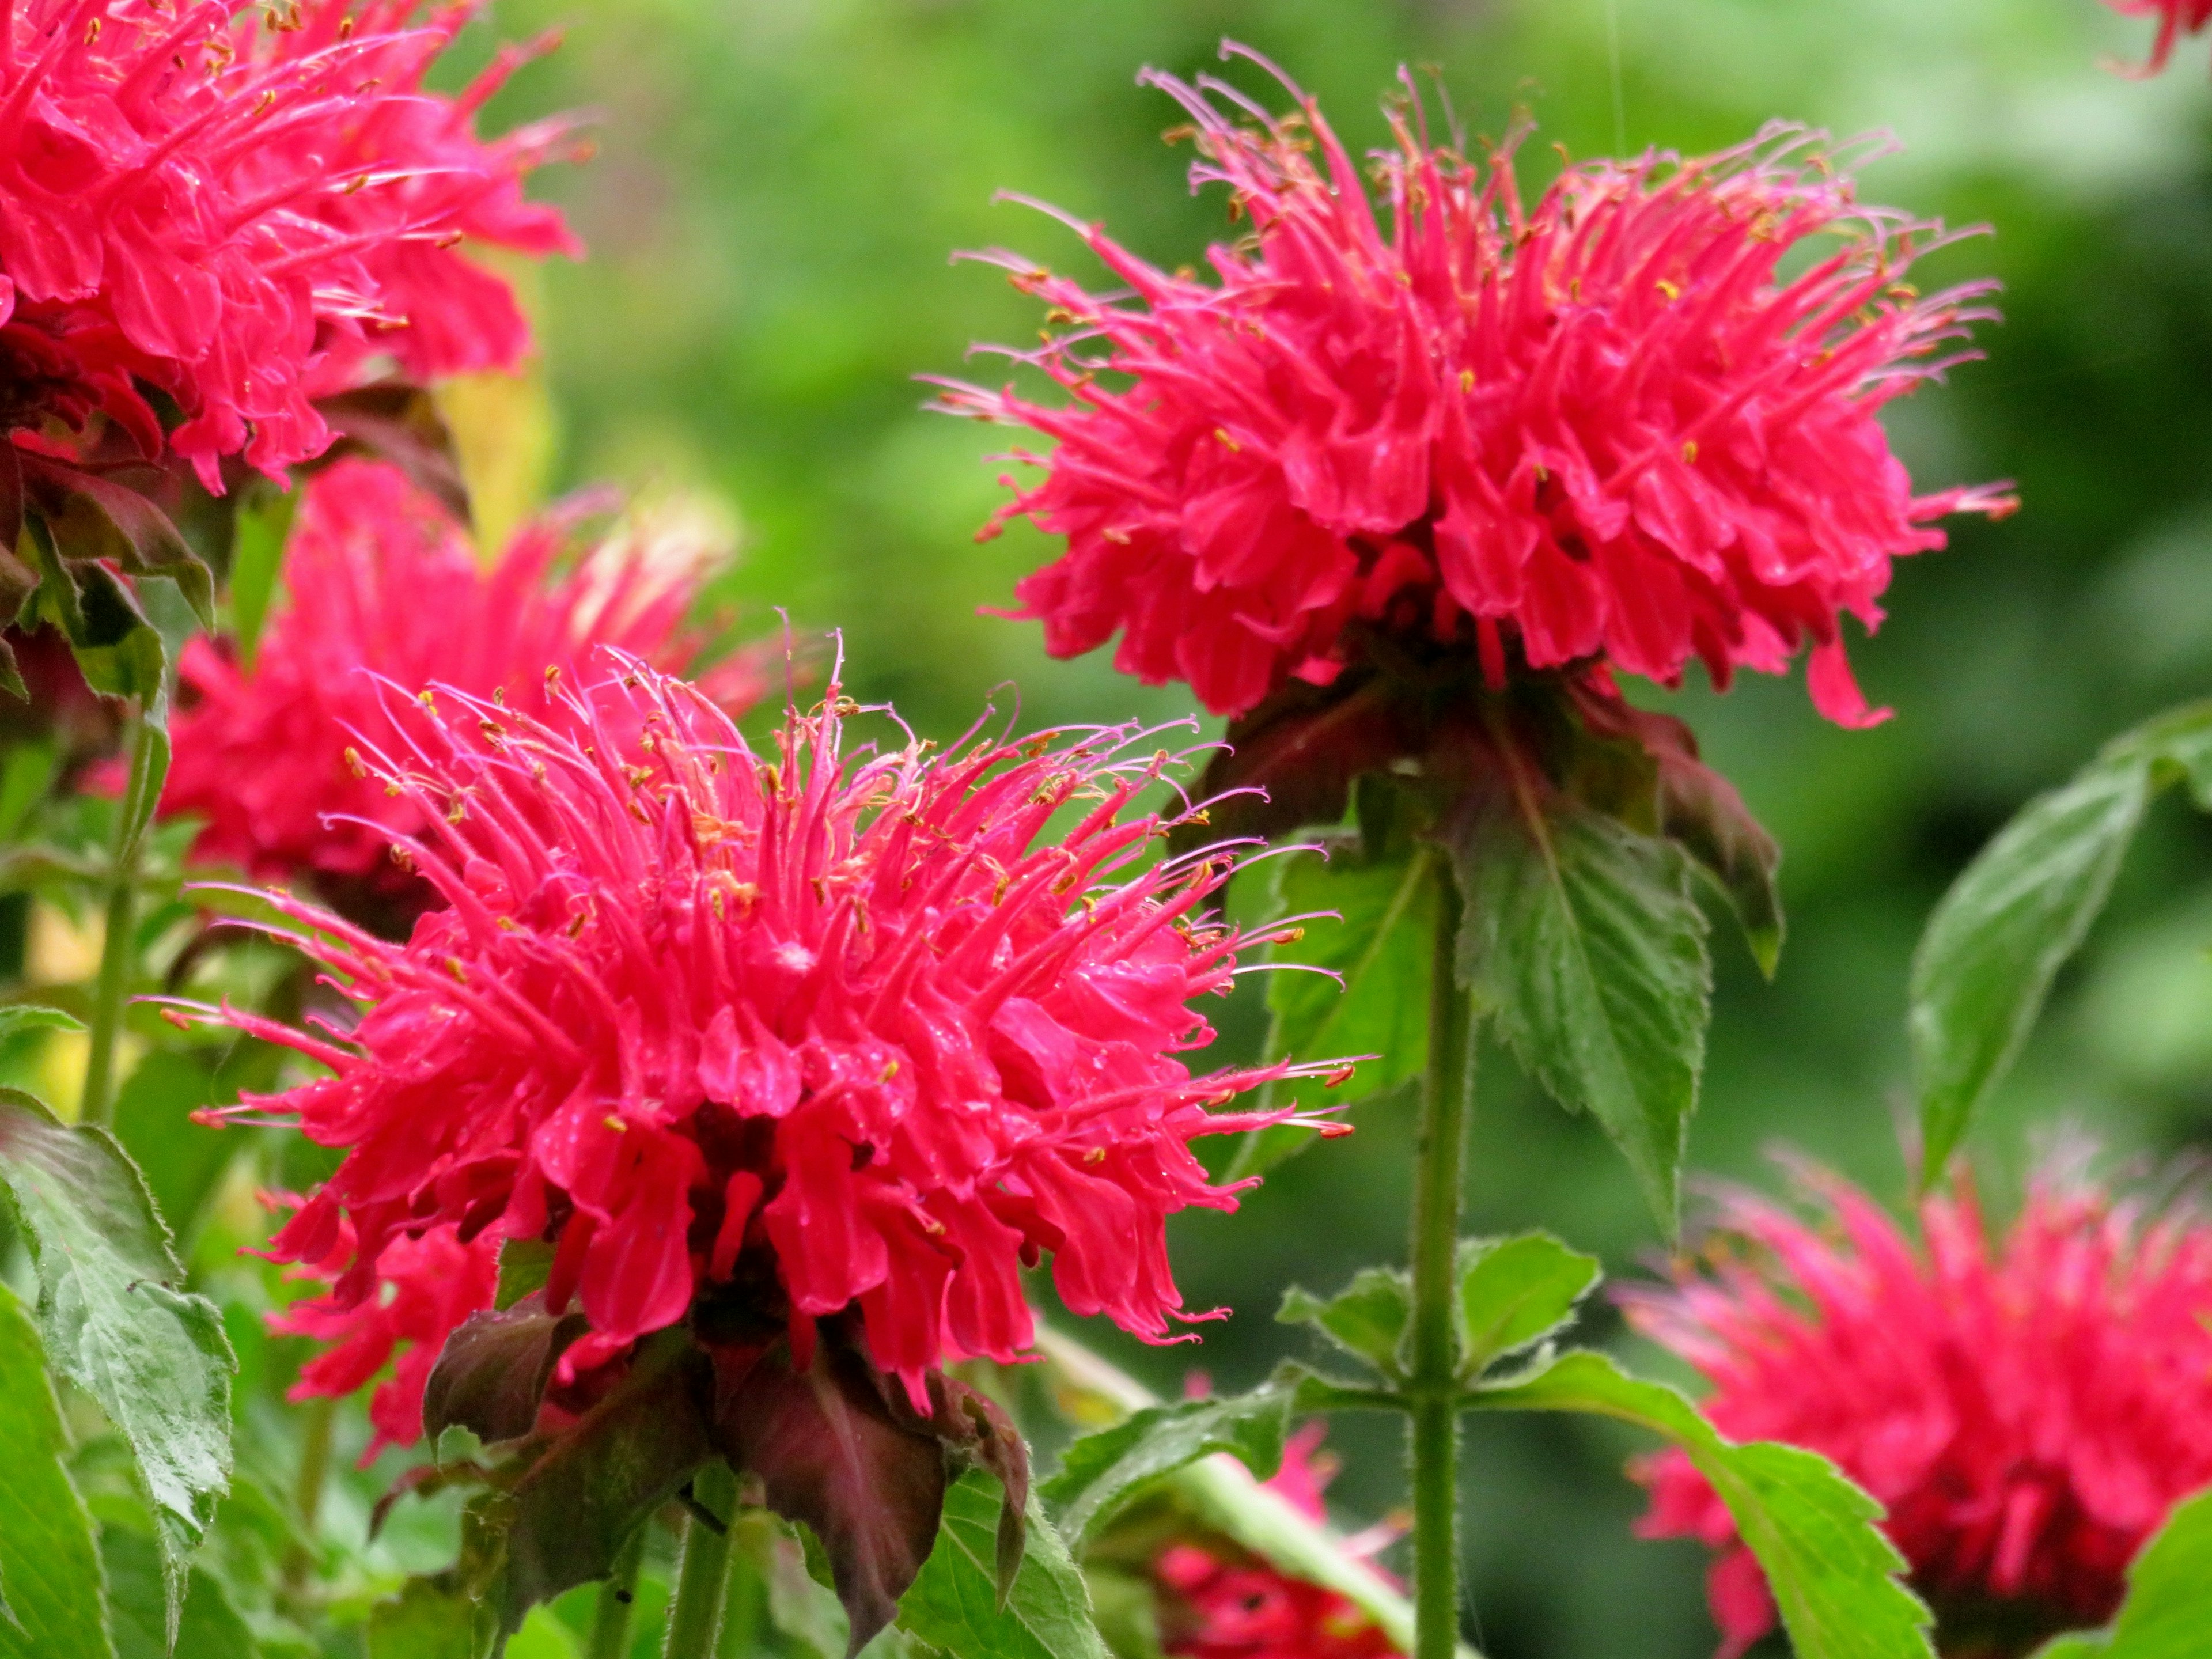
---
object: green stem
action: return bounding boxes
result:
[282,1394,335,1595]
[1408,861,1471,1659]
[662,1462,738,1659]
[589,1526,647,1659]
[82,714,158,1128]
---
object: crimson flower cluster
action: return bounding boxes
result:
[190,657,1333,1453]
[0,0,577,486]
[1154,1427,1402,1659]
[161,458,757,927]
[1622,1166,2212,1657]
[940,55,2012,726]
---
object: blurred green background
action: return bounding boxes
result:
[456,1,2212,1654]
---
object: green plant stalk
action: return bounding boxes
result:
[662,1462,738,1659]
[1408,863,1471,1659]
[589,1526,647,1659]
[82,714,159,1128]
[282,1395,336,1596]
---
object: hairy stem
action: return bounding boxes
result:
[82,714,159,1128]
[588,1525,647,1659]
[662,1462,738,1659]
[1408,861,1471,1659]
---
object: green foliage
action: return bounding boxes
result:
[1453,1233,1600,1380]
[1042,1383,1296,1548]
[1469,1350,1934,1659]
[0,1088,233,1643]
[225,487,299,676]
[2030,1486,2212,1658]
[1278,1268,1412,1382]
[0,1280,114,1659]
[1451,788,1711,1235]
[0,1003,81,1043]
[499,1332,714,1630]
[1230,844,1438,1180]
[898,1472,1108,1659]
[1911,701,2212,1176]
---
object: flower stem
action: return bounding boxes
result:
[82,714,160,1129]
[282,1393,335,1596]
[588,1525,647,1659]
[661,1463,738,1659]
[1408,859,1470,1659]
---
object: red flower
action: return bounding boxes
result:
[159,459,757,927]
[2107,2,2212,74]
[273,1214,499,1460]
[1155,1426,1401,1659]
[185,656,1339,1437]
[1621,1165,2212,1658]
[936,50,2013,726]
[0,1,578,487]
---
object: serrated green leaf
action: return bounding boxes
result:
[0,1089,233,1647]
[1469,1350,1933,1659]
[1910,756,2152,1180]
[1277,1268,1411,1381]
[2028,1485,2212,1658]
[1043,1383,1296,1548]
[0,1279,116,1659]
[1455,1232,1600,1379]
[899,1472,1108,1659]
[1230,844,1438,1181]
[1451,784,1711,1234]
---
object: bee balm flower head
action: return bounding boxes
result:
[158,459,758,931]
[0,0,578,487]
[188,653,1339,1453]
[937,48,2012,727]
[1621,1164,2212,1658]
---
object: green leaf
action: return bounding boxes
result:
[899,1471,1109,1659]
[0,1089,234,1645]
[731,1509,849,1659]
[1455,1232,1600,1379]
[1043,1382,1294,1548]
[1469,1350,1933,1659]
[495,1238,555,1313]
[0,1006,81,1044]
[226,487,297,676]
[2029,1485,2212,1658]
[0,1279,116,1659]
[111,1051,243,1252]
[1909,755,2153,1179]
[1277,1267,1411,1381]
[100,1528,256,1659]
[1230,844,1438,1180]
[1451,785,1711,1234]
[1037,1330,1432,1659]
[0,743,59,842]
